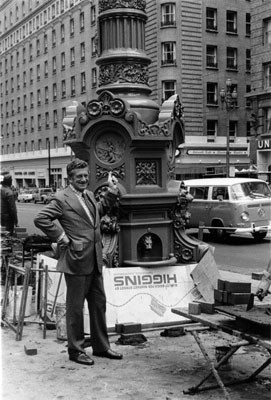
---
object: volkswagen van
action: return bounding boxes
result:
[173,178,271,241]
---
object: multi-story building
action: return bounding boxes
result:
[0,0,99,188]
[248,0,271,183]
[0,0,257,187]
[146,0,252,179]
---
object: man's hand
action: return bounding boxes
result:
[107,171,118,192]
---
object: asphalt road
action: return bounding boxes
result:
[16,202,271,275]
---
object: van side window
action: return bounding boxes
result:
[190,186,208,200]
[212,186,229,200]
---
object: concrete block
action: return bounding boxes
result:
[224,281,251,293]
[195,300,215,314]
[227,293,252,305]
[115,322,142,334]
[188,302,201,315]
[14,227,27,233]
[251,272,264,281]
[24,344,37,356]
[217,279,226,290]
[214,289,228,304]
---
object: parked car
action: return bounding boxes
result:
[169,177,271,241]
[32,188,54,204]
[17,189,35,202]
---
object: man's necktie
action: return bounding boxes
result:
[81,192,95,224]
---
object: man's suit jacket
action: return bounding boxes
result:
[34,186,117,275]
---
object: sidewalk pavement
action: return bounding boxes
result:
[1,269,271,400]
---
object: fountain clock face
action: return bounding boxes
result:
[95,132,126,165]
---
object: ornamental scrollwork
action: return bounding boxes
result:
[99,0,146,13]
[87,91,126,119]
[99,63,149,86]
[136,160,158,185]
[138,119,171,137]
[96,164,125,181]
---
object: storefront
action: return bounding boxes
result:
[257,136,271,183]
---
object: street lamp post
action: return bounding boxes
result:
[219,78,238,177]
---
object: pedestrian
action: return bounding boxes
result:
[34,158,123,366]
[1,174,18,235]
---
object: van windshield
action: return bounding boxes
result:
[231,181,271,200]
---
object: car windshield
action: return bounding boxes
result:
[231,181,271,200]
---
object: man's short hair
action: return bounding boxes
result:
[2,174,12,186]
[66,158,88,178]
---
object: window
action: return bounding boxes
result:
[80,42,85,61]
[29,43,33,60]
[81,72,86,93]
[52,29,56,47]
[91,5,96,25]
[227,47,237,70]
[44,60,48,77]
[11,78,14,92]
[30,92,34,108]
[24,94,27,110]
[37,64,41,80]
[226,11,237,34]
[23,47,26,63]
[80,12,84,31]
[263,108,271,133]
[92,68,97,87]
[91,37,97,56]
[23,71,26,87]
[23,117,27,133]
[54,136,58,149]
[70,18,74,37]
[71,76,75,96]
[206,45,217,68]
[17,97,21,113]
[70,47,75,66]
[207,82,218,105]
[61,80,66,97]
[162,42,176,65]
[161,3,176,27]
[264,63,271,89]
[212,187,229,200]
[52,56,56,74]
[246,49,251,72]
[53,110,58,126]
[44,34,48,53]
[38,139,42,149]
[16,50,20,66]
[61,0,65,13]
[162,80,176,101]
[31,116,34,132]
[31,140,35,152]
[30,68,33,84]
[36,39,40,56]
[229,121,237,140]
[37,89,41,106]
[61,24,65,42]
[38,115,41,130]
[207,120,217,139]
[45,112,49,128]
[263,18,271,45]
[246,13,251,36]
[45,86,49,103]
[61,52,65,70]
[18,119,21,134]
[53,83,57,100]
[206,8,217,31]
[190,187,208,200]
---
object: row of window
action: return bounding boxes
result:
[1,136,60,155]
[161,4,251,35]
[1,0,97,54]
[1,70,97,117]
[161,42,250,71]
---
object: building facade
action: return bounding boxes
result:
[0,0,265,188]
[146,0,252,179]
[0,0,99,188]
[248,0,271,183]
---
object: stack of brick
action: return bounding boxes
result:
[214,279,253,306]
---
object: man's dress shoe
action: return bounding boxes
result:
[69,352,94,366]
[93,349,123,360]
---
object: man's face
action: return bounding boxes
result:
[69,167,89,192]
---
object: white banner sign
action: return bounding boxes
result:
[38,255,197,328]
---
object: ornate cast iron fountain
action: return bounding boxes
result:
[63,0,207,268]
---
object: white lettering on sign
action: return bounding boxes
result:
[258,139,270,150]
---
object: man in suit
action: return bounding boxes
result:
[1,174,18,235]
[34,158,122,366]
